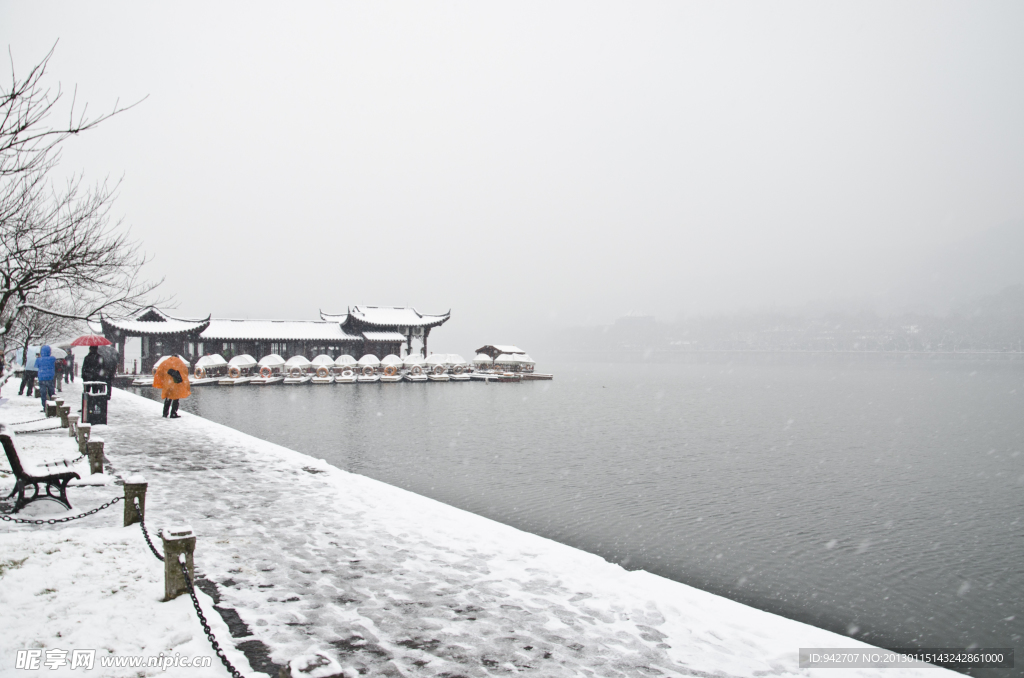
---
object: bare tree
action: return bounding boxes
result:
[0,45,159,338]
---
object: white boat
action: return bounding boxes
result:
[283,355,313,384]
[333,355,358,384]
[356,354,380,383]
[380,354,403,382]
[425,354,450,381]
[192,354,228,385]
[403,354,427,382]
[219,354,258,385]
[310,355,335,384]
[251,354,286,385]
[446,353,471,381]
[469,352,498,381]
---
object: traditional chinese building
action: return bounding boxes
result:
[101,305,450,374]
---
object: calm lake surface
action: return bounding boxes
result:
[131,357,1023,672]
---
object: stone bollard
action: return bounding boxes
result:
[123,474,148,527]
[58,405,71,429]
[77,423,92,454]
[45,400,57,417]
[86,439,104,475]
[33,386,40,398]
[67,414,78,438]
[161,525,196,601]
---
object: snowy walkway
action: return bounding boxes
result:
[1,382,954,678]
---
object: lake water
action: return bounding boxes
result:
[130,356,1023,674]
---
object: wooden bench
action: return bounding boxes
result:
[1,433,80,513]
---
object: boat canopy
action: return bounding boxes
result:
[494,353,525,364]
[334,355,357,367]
[403,354,425,367]
[227,354,257,368]
[154,354,191,369]
[380,354,403,367]
[519,354,536,365]
[311,355,334,366]
[356,354,381,367]
[425,354,447,366]
[195,354,227,369]
[445,354,468,366]
[472,353,493,365]
[257,354,286,367]
[284,355,311,368]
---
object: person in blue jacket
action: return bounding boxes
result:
[34,345,57,412]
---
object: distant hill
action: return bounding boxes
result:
[892,220,1024,313]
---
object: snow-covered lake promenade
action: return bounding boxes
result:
[1,382,955,678]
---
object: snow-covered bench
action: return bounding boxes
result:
[1,433,80,513]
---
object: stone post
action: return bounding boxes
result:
[123,474,148,526]
[77,423,92,454]
[33,386,40,398]
[86,439,104,475]
[67,415,78,438]
[45,400,57,417]
[161,525,196,601]
[58,405,71,429]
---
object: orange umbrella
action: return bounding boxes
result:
[153,355,191,401]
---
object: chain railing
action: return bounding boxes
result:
[178,555,246,678]
[0,496,122,524]
[133,497,164,562]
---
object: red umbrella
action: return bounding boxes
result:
[70,334,113,347]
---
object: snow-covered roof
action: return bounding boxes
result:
[202,319,361,342]
[195,354,228,369]
[425,354,447,366]
[356,354,380,367]
[101,307,210,337]
[345,306,450,329]
[284,356,311,367]
[362,331,408,342]
[445,354,468,366]
[472,353,493,364]
[311,355,334,366]
[257,354,286,367]
[334,355,357,366]
[153,354,191,369]
[380,354,403,366]
[477,345,525,355]
[403,354,425,367]
[495,353,527,363]
[227,354,257,367]
[318,311,348,323]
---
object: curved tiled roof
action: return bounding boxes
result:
[344,306,450,329]
[101,307,210,337]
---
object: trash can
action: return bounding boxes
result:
[82,381,109,425]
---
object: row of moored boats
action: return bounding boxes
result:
[134,352,546,386]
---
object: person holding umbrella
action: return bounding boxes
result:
[153,355,190,418]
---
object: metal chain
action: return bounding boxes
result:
[135,497,164,561]
[43,454,86,469]
[179,557,245,678]
[6,416,52,426]
[0,496,122,524]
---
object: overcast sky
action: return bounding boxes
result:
[3,2,1023,352]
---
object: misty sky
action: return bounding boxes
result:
[3,2,1023,352]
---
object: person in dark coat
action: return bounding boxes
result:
[81,345,113,399]
[54,356,65,392]
[35,345,56,411]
